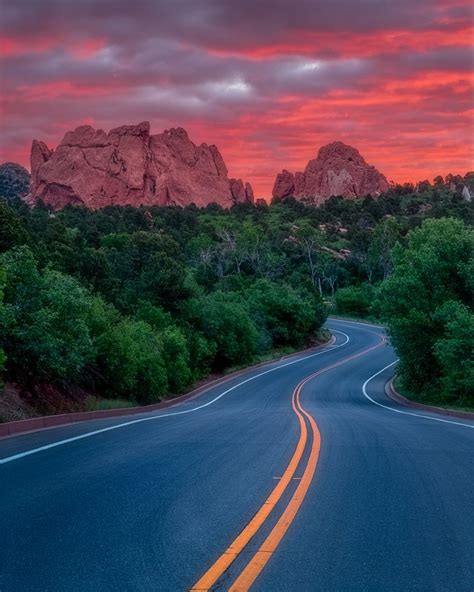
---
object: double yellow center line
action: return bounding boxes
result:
[191,337,384,591]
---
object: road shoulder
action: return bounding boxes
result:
[385,378,474,421]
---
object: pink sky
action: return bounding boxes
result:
[1,0,473,197]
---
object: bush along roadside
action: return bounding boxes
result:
[376,218,473,410]
[0,245,327,421]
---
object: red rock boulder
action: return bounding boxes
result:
[29,122,254,209]
[273,141,389,204]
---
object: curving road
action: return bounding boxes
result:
[1,319,473,591]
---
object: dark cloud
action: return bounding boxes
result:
[3,0,469,49]
[401,46,474,72]
[1,0,472,194]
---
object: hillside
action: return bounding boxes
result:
[0,162,30,203]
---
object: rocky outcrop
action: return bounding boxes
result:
[462,185,471,202]
[30,142,52,187]
[0,162,31,203]
[272,141,389,204]
[28,122,254,209]
[229,178,254,203]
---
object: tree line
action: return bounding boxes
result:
[0,175,472,412]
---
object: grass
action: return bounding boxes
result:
[84,397,137,411]
[393,375,474,414]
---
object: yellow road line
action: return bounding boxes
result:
[191,337,384,591]
[229,379,320,591]
[190,387,308,591]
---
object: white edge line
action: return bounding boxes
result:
[362,361,474,429]
[0,331,351,465]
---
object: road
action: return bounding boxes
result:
[1,319,473,591]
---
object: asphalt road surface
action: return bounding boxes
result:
[1,319,473,591]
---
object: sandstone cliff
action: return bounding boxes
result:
[272,141,389,204]
[29,122,254,209]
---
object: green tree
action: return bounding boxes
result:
[432,301,474,402]
[290,221,323,294]
[0,263,6,382]
[184,330,217,380]
[101,231,188,310]
[249,279,326,348]
[161,326,192,393]
[335,284,374,317]
[0,162,30,202]
[377,218,473,401]
[183,292,258,370]
[1,247,95,383]
[0,203,30,252]
[96,318,168,404]
[367,217,400,281]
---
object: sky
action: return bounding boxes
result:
[1,0,473,197]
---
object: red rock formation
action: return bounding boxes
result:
[29,122,254,209]
[30,141,53,187]
[272,141,389,204]
[229,178,254,203]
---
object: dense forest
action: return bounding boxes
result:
[0,173,473,418]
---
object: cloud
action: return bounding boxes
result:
[2,1,469,49]
[1,0,473,195]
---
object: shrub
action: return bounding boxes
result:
[249,279,326,348]
[96,318,168,404]
[335,284,374,317]
[184,330,217,380]
[161,326,192,393]
[0,264,5,383]
[183,292,259,370]
[377,218,473,402]
[1,247,95,384]
[0,203,30,252]
[432,301,474,402]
